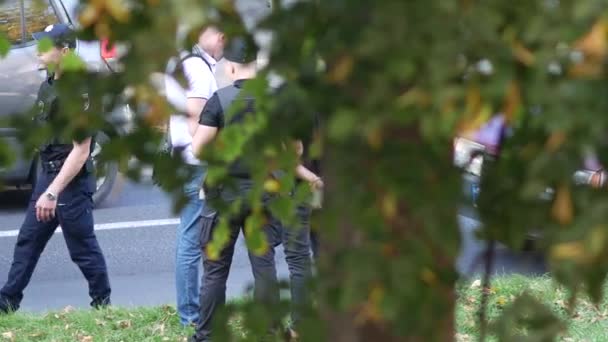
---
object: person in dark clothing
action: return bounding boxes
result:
[190,36,321,341]
[0,24,111,314]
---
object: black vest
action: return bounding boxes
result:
[35,76,95,162]
[216,83,255,178]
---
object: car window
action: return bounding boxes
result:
[0,0,24,45]
[23,0,58,42]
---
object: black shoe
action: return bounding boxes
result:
[0,295,18,314]
[90,296,111,309]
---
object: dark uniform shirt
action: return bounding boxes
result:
[35,75,93,163]
[199,79,254,178]
[199,79,251,128]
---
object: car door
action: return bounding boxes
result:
[0,0,59,124]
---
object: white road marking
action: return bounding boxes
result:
[0,218,180,238]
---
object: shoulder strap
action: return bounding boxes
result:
[180,53,213,73]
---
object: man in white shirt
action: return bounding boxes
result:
[169,25,225,327]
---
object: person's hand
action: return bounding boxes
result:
[310,177,324,190]
[590,171,605,188]
[35,193,57,222]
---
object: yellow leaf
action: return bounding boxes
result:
[79,336,93,342]
[396,87,431,108]
[502,81,521,123]
[551,241,588,262]
[552,184,573,225]
[421,268,437,285]
[366,126,383,149]
[105,0,130,22]
[512,41,536,66]
[465,85,481,117]
[94,21,111,41]
[328,55,354,84]
[575,19,608,59]
[205,244,220,260]
[570,19,608,78]
[496,296,507,306]
[381,193,397,220]
[545,131,567,152]
[588,226,607,257]
[458,84,492,135]
[117,320,132,329]
[78,5,100,28]
[263,179,280,193]
[355,284,385,324]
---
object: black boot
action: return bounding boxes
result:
[90,296,111,309]
[0,295,19,314]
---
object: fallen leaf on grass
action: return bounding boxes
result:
[79,336,93,342]
[152,323,166,335]
[95,319,106,326]
[470,279,481,289]
[117,320,132,329]
[28,332,44,339]
[161,305,177,316]
[62,305,76,314]
[1,331,15,342]
[496,296,507,306]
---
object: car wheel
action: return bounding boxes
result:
[91,132,118,207]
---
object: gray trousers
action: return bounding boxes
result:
[192,180,313,341]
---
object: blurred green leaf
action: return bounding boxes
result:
[37,37,53,54]
[62,52,87,71]
[0,34,9,57]
[492,292,565,342]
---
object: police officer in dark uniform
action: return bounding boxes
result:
[190,36,320,342]
[0,24,111,314]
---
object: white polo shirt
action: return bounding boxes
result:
[169,49,218,165]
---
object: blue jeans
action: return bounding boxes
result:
[176,166,206,326]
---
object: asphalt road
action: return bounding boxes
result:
[0,174,291,313]
[0,174,548,314]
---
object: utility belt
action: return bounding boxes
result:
[41,158,94,175]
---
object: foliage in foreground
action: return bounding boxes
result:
[4,0,608,340]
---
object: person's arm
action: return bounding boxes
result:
[36,138,92,222]
[184,58,214,136]
[296,164,323,189]
[292,140,323,189]
[192,125,218,156]
[187,98,207,136]
[193,93,222,157]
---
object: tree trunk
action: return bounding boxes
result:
[317,126,458,341]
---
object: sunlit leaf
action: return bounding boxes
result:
[61,51,86,71]
[552,184,573,225]
[37,37,53,54]
[0,34,9,57]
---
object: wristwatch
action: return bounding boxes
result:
[45,191,57,201]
